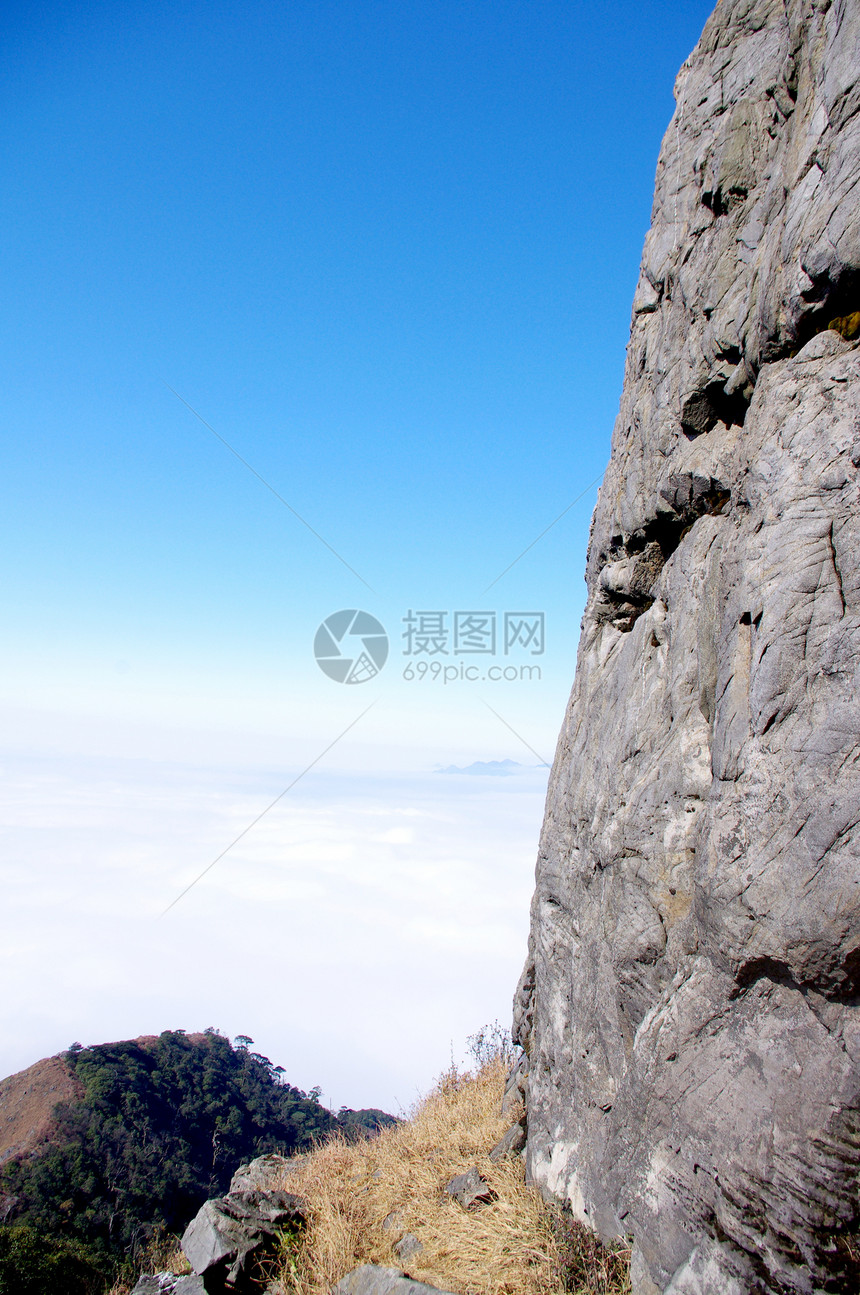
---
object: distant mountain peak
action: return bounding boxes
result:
[436,759,521,776]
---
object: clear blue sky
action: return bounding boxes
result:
[1,0,714,1104]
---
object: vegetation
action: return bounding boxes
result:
[829,311,860,340]
[0,1026,630,1294]
[269,1041,630,1295]
[336,1109,399,1139]
[0,1029,394,1280]
[0,1224,109,1295]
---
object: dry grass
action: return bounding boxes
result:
[107,1229,190,1294]
[272,1056,630,1295]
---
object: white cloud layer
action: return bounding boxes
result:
[1,743,547,1112]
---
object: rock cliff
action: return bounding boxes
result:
[514,0,860,1291]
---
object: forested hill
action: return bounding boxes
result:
[0,1029,395,1272]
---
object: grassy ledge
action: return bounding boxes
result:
[269,1054,630,1295]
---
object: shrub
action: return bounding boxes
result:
[0,1224,108,1295]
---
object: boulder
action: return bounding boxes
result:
[181,1189,304,1291]
[443,1168,494,1210]
[333,1265,456,1295]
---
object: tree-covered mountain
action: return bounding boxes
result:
[0,1029,395,1279]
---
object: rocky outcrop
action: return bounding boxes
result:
[514,1,860,1291]
[181,1188,304,1292]
[488,1118,527,1162]
[229,1152,299,1194]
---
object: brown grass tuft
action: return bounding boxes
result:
[107,1228,190,1295]
[273,1056,630,1295]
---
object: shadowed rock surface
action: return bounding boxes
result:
[488,1119,527,1162]
[181,1189,304,1291]
[514,0,860,1291]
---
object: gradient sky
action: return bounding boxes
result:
[1,0,714,1108]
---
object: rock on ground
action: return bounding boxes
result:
[332,1266,456,1295]
[514,0,860,1291]
[444,1168,495,1210]
[393,1234,423,1263]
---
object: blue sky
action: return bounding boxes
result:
[1,0,713,1106]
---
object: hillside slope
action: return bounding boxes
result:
[0,1056,84,1169]
[0,1031,394,1270]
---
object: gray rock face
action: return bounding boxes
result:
[181,1189,304,1291]
[500,1053,528,1117]
[332,1266,456,1295]
[514,1,860,1292]
[228,1152,295,1194]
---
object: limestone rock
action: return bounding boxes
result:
[488,1119,527,1162]
[229,1152,296,1194]
[181,1189,304,1291]
[444,1168,494,1210]
[515,0,860,1291]
[332,1266,456,1295]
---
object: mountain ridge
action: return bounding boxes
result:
[0,1029,395,1278]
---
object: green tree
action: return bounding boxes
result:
[1,1032,344,1270]
[0,1224,107,1295]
